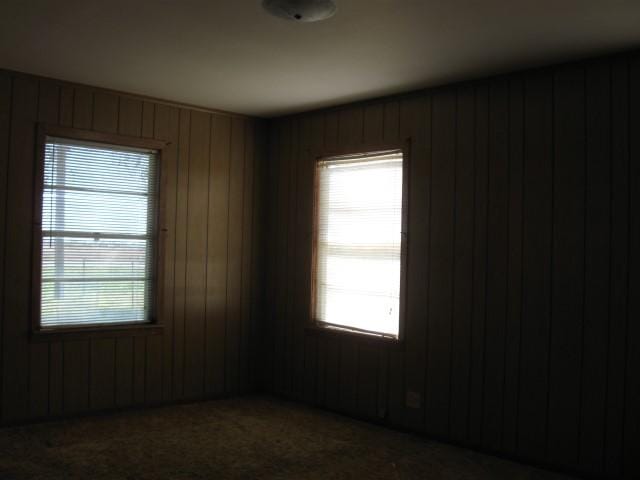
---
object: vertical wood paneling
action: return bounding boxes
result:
[338,107,363,147]
[90,339,115,410]
[0,70,264,429]
[72,88,93,129]
[272,120,289,394]
[482,78,510,451]
[1,50,639,479]
[385,98,404,425]
[115,337,133,407]
[250,122,267,391]
[225,117,245,393]
[145,335,163,403]
[309,114,326,403]
[141,102,155,138]
[28,345,48,418]
[3,76,38,422]
[578,60,610,473]
[133,336,146,404]
[172,109,190,399]
[267,124,287,392]
[154,104,180,402]
[29,80,59,419]
[383,101,400,142]
[118,97,143,137]
[357,344,378,418]
[604,58,629,477]
[239,121,255,392]
[183,111,210,398]
[49,342,63,415]
[518,71,554,461]
[325,339,341,410]
[266,52,639,480]
[468,84,489,446]
[624,55,640,478]
[37,81,59,124]
[339,338,358,413]
[547,65,586,467]
[449,84,475,443]
[324,111,338,150]
[0,74,10,421]
[63,340,90,413]
[287,119,301,398]
[502,76,524,454]
[401,96,428,429]
[426,89,456,437]
[205,115,231,395]
[297,116,315,401]
[59,86,73,127]
[363,104,384,143]
[92,92,119,133]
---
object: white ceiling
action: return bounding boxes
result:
[1,1,640,117]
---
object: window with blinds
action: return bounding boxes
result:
[40,136,158,328]
[314,150,403,338]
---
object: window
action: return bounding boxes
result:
[313,149,405,339]
[36,133,159,330]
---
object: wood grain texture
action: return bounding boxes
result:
[502,76,524,455]
[225,117,245,393]
[547,64,585,467]
[401,96,428,429]
[1,50,638,480]
[183,111,210,399]
[3,76,38,422]
[426,89,456,437]
[482,78,509,451]
[604,58,629,478]
[624,54,640,479]
[263,53,640,479]
[578,61,610,475]
[0,71,265,425]
[449,84,475,444]
[468,83,489,447]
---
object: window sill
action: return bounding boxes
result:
[30,323,163,342]
[305,323,401,346]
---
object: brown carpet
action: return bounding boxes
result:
[0,396,574,480]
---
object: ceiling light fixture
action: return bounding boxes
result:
[262,0,337,23]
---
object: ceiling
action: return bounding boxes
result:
[1,1,640,118]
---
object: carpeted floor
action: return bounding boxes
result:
[0,396,574,480]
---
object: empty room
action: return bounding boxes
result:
[0,1,638,478]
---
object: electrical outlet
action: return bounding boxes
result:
[406,390,421,409]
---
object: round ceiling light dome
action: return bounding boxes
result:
[262,0,337,23]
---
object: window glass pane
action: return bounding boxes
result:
[315,150,403,337]
[40,137,157,328]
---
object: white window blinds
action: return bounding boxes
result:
[40,137,158,328]
[315,150,403,337]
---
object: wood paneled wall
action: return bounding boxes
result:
[264,52,640,479]
[0,70,266,424]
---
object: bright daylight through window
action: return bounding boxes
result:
[40,137,158,328]
[314,149,403,338]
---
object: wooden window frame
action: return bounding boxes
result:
[30,124,169,341]
[307,138,411,344]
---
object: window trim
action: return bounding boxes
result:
[308,138,411,344]
[30,124,169,340]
